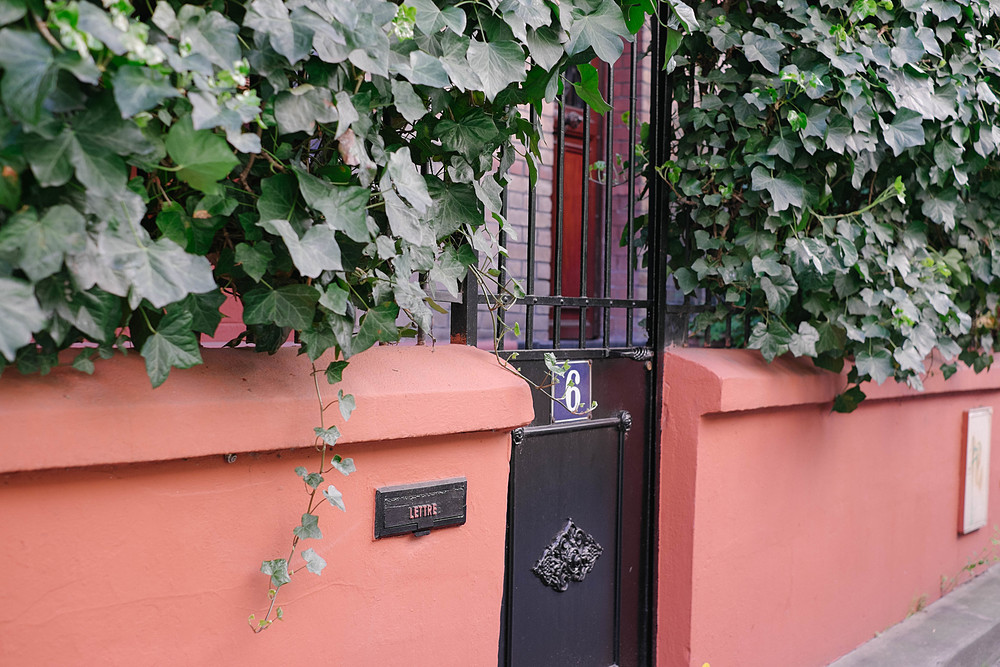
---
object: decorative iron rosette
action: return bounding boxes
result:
[532,519,603,592]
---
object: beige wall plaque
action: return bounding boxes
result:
[960,407,993,535]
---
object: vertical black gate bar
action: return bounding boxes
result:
[641,10,674,663]
[626,41,638,348]
[613,413,628,666]
[525,106,538,351]
[501,428,522,667]
[603,59,616,350]
[452,262,479,346]
[554,99,566,348]
[579,102,591,349]
[497,169,510,343]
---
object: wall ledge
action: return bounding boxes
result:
[0,344,534,474]
[664,347,1000,415]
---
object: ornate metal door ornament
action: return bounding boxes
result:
[532,519,603,592]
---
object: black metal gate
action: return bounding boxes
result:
[449,21,673,667]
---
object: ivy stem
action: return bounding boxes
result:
[139,308,156,334]
[254,362,333,632]
[34,15,64,52]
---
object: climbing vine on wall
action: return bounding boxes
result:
[637,0,1000,410]
[0,0,658,629]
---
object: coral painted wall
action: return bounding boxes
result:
[0,345,532,666]
[658,349,1000,667]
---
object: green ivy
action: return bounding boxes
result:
[0,0,642,386]
[640,0,1000,409]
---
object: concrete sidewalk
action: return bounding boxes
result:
[829,566,1000,667]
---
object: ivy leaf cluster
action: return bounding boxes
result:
[645,0,1000,409]
[0,0,640,386]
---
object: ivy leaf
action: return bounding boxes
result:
[171,291,225,335]
[525,26,564,71]
[325,360,349,384]
[750,166,805,211]
[665,0,698,31]
[881,108,925,156]
[274,85,338,135]
[235,242,275,282]
[387,148,433,213]
[23,129,70,188]
[855,347,894,384]
[100,229,217,309]
[72,350,95,375]
[390,79,427,123]
[140,310,203,388]
[155,202,224,255]
[436,110,501,162]
[302,472,324,488]
[409,0,466,33]
[564,0,631,64]
[242,284,319,331]
[338,389,356,421]
[0,205,86,282]
[0,0,26,26]
[293,513,323,540]
[353,302,399,353]
[893,343,925,375]
[0,276,46,361]
[68,137,126,201]
[260,558,290,589]
[383,189,426,245]
[466,39,526,101]
[299,322,337,361]
[407,50,451,88]
[759,267,798,314]
[502,0,550,29]
[921,192,957,229]
[112,65,181,118]
[438,32,482,91]
[673,267,698,293]
[426,180,481,237]
[0,29,56,124]
[832,385,866,413]
[788,322,820,357]
[742,32,783,74]
[301,548,327,575]
[890,27,924,67]
[314,425,341,446]
[245,0,312,64]
[330,456,356,476]
[165,117,240,194]
[663,26,684,62]
[293,167,370,242]
[747,320,792,361]
[428,246,468,297]
[319,284,349,316]
[323,484,346,512]
[260,218,342,278]
[824,113,852,153]
[257,174,303,225]
[572,63,612,114]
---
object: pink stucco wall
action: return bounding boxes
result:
[658,349,1000,667]
[0,345,532,666]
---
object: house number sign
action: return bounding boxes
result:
[374,477,467,538]
[551,359,592,423]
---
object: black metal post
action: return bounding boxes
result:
[641,10,675,664]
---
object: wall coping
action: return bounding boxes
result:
[664,347,1000,415]
[0,344,534,474]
